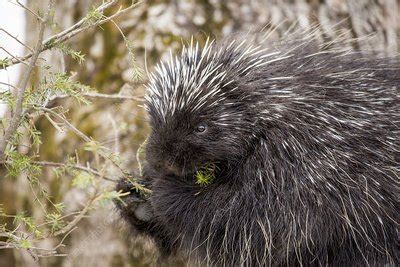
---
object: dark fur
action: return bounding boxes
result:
[117,34,400,266]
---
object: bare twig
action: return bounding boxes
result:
[44,1,117,44]
[14,0,42,21]
[0,28,34,52]
[38,106,91,142]
[47,92,143,104]
[0,81,19,91]
[0,47,29,66]
[0,0,54,158]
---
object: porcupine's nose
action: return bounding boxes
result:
[164,162,181,176]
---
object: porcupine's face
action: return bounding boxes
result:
[144,41,257,177]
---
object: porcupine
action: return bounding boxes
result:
[116,32,400,266]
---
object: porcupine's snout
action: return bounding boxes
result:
[146,128,200,177]
[162,162,182,176]
[150,159,182,176]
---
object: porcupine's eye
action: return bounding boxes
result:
[195,123,208,134]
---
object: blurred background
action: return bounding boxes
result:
[0,0,399,266]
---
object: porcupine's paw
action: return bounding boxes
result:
[115,178,154,226]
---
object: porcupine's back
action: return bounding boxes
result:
[140,32,400,265]
[242,36,400,265]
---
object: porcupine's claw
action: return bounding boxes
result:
[115,178,154,223]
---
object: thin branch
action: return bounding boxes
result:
[32,160,116,182]
[38,107,91,142]
[47,92,143,104]
[80,92,143,101]
[43,2,139,54]
[53,194,98,237]
[0,81,19,91]
[0,231,39,260]
[34,212,81,229]
[0,28,34,52]
[0,0,54,158]
[44,1,117,44]
[0,47,29,66]
[0,228,68,260]
[14,0,42,21]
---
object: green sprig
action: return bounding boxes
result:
[53,43,85,64]
[195,162,217,186]
[46,212,65,233]
[0,57,11,69]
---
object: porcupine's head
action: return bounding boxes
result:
[144,38,266,177]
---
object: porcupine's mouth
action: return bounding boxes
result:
[164,164,184,177]
[161,159,197,176]
[163,162,206,178]
[161,159,222,183]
